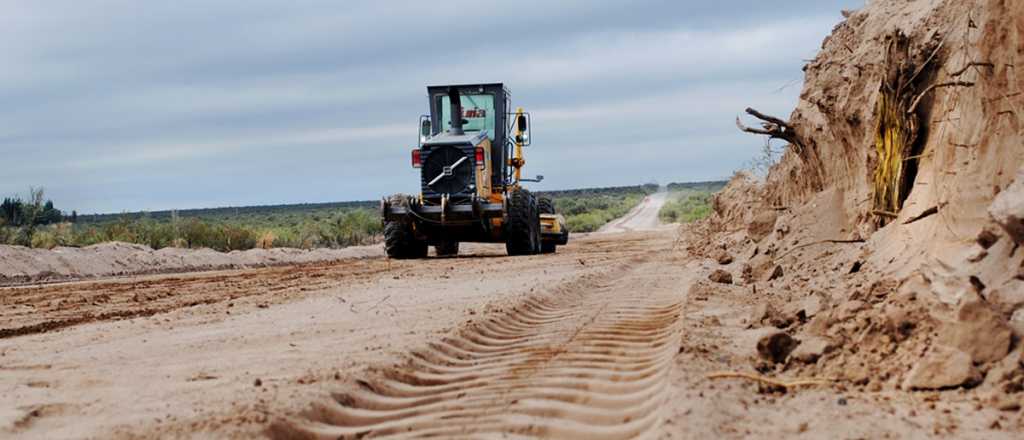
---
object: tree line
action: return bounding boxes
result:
[0,188,73,228]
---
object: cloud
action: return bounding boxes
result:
[0,0,865,213]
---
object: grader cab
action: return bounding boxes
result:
[381,83,568,258]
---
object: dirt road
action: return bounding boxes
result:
[598,191,670,234]
[1,220,1013,438]
[0,231,683,439]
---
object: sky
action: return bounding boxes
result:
[1,0,864,214]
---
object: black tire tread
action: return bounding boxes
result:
[384,220,427,259]
[538,197,555,214]
[505,188,538,256]
[435,241,459,257]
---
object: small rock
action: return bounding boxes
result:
[903,346,982,390]
[806,310,836,336]
[749,254,773,279]
[786,292,828,321]
[748,210,779,242]
[976,228,1000,249]
[776,222,791,237]
[790,336,833,363]
[753,328,798,363]
[708,269,733,284]
[766,265,784,282]
[712,249,734,265]
[941,294,1013,363]
[739,263,754,284]
[988,167,1024,245]
[837,300,866,320]
[749,303,789,328]
[253,378,262,387]
[988,279,1024,316]
[884,307,916,341]
[966,246,988,263]
[994,396,1022,412]
[1009,308,1024,337]
[925,269,975,305]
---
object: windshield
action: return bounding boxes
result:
[439,93,496,140]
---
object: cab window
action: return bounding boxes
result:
[439,93,495,140]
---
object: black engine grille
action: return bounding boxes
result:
[420,145,476,198]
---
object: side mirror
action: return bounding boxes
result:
[516,114,528,132]
[418,116,431,144]
[513,112,532,146]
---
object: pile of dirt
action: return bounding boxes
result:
[695,0,1024,413]
[0,242,382,286]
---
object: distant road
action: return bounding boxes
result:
[597,189,669,233]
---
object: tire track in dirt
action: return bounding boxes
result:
[270,258,682,439]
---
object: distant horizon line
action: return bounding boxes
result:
[75,179,730,218]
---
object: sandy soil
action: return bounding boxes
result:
[4,0,1024,435]
[2,220,1014,438]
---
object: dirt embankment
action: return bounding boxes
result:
[0,242,382,286]
[696,0,1024,423]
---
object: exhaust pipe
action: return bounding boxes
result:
[448,87,464,135]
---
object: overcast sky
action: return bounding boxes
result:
[1,0,863,214]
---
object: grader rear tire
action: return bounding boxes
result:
[384,220,428,259]
[435,241,459,257]
[538,197,555,215]
[505,188,539,256]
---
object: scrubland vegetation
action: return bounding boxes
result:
[1,182,721,250]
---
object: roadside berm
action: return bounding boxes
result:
[688,0,1024,425]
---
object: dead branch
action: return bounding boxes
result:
[745,108,792,129]
[908,81,975,114]
[706,371,834,390]
[903,203,945,225]
[735,117,775,137]
[736,108,801,148]
[950,61,994,77]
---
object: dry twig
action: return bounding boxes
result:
[908,81,975,114]
[950,61,994,77]
[706,371,834,390]
[777,238,865,259]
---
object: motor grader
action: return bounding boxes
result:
[381,83,568,258]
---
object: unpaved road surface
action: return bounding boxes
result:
[1,220,1011,438]
[598,191,669,234]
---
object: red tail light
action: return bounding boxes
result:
[411,149,422,168]
[475,147,485,169]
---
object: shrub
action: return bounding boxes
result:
[31,230,57,249]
